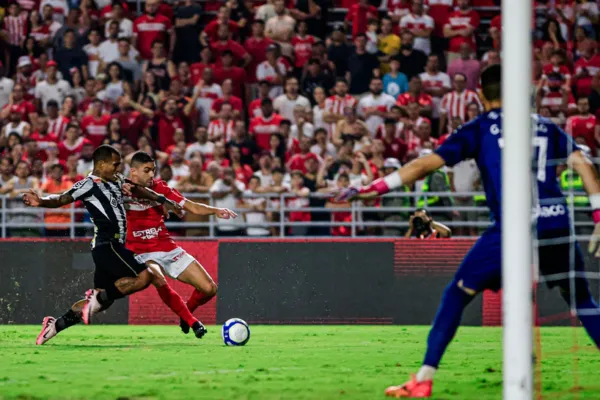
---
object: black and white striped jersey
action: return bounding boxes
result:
[66,174,127,248]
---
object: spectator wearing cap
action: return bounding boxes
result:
[133,0,175,60]
[15,56,36,98]
[1,104,31,139]
[40,162,73,237]
[444,0,480,64]
[399,0,434,56]
[55,29,89,85]
[346,34,380,96]
[34,60,72,113]
[396,31,427,80]
[265,0,296,56]
[173,0,203,64]
[256,44,288,98]
[447,43,480,92]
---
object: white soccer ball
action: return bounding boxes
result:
[222,318,250,346]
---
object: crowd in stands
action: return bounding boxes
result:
[0,0,598,237]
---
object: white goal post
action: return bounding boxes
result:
[501,0,534,398]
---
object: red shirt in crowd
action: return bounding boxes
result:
[244,36,274,83]
[189,62,213,85]
[156,112,185,150]
[126,179,185,254]
[573,55,600,98]
[565,114,597,153]
[210,39,249,65]
[133,14,172,60]
[204,20,239,42]
[382,137,408,161]
[446,9,480,53]
[234,164,254,184]
[249,98,266,118]
[249,113,284,150]
[112,110,144,143]
[345,3,378,37]
[425,0,454,37]
[30,130,59,150]
[58,137,92,160]
[2,100,35,122]
[291,35,316,68]
[81,114,111,148]
[211,95,244,114]
[396,92,433,108]
[287,152,319,173]
[213,66,246,98]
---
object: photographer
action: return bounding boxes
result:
[405,208,451,239]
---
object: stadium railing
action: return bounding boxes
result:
[0,191,593,238]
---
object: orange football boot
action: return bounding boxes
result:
[384,375,433,398]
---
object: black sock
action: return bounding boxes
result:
[55,309,81,333]
[103,285,125,303]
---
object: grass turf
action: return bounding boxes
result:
[0,325,597,400]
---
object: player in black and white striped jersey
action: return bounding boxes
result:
[23,145,207,344]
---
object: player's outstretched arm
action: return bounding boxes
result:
[183,199,238,219]
[339,154,446,201]
[22,189,74,208]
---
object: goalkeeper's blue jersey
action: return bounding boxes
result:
[435,109,578,235]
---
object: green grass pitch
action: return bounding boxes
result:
[0,325,597,399]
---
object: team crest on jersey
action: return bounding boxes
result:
[109,195,118,208]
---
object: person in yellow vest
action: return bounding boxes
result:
[560,144,592,235]
[416,149,456,223]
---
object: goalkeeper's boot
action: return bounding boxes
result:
[36,317,57,345]
[385,375,432,398]
[179,318,190,334]
[81,289,102,325]
[192,321,207,339]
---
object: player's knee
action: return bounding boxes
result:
[195,280,217,297]
[207,282,218,297]
[151,273,167,288]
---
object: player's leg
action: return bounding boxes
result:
[385,228,502,398]
[177,259,217,333]
[540,240,600,347]
[82,243,152,324]
[146,261,207,338]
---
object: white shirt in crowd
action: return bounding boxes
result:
[77,159,93,176]
[84,43,101,77]
[0,77,15,110]
[193,83,223,127]
[419,71,451,118]
[310,142,336,158]
[171,163,190,182]
[243,191,270,236]
[105,18,133,39]
[185,141,215,160]
[98,39,139,64]
[39,0,69,24]
[34,79,72,112]
[357,93,396,136]
[399,13,434,55]
[451,159,479,193]
[290,122,314,139]
[253,170,274,188]
[273,94,311,124]
[210,179,246,231]
[256,61,287,98]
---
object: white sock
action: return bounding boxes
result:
[382,171,403,190]
[416,365,436,382]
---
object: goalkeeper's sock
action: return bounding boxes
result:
[360,172,403,196]
[416,365,437,382]
[156,284,198,327]
[55,309,81,333]
[186,289,215,312]
[423,282,475,369]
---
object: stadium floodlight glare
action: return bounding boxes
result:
[501,0,533,398]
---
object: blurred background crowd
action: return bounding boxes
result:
[0,0,598,237]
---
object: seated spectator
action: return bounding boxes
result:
[310,127,336,158]
[396,75,433,117]
[0,157,14,190]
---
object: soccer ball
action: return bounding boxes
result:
[222,318,250,346]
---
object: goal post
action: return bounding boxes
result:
[501,0,534,398]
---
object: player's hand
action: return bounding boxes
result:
[588,222,600,258]
[122,183,134,197]
[215,208,237,219]
[22,189,41,207]
[335,186,360,202]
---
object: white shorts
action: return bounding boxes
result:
[134,247,196,279]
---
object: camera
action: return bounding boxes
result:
[412,216,430,237]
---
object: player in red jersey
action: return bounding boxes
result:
[127,151,237,334]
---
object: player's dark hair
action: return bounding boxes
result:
[481,64,501,102]
[131,151,155,167]
[93,145,121,164]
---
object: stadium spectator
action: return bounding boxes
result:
[565,97,597,154]
[420,54,451,121]
[249,98,283,151]
[444,0,480,63]
[6,160,41,237]
[400,0,434,56]
[346,34,380,96]
[210,167,245,236]
[439,73,482,135]
[274,77,311,124]
[242,175,271,237]
[40,163,72,237]
[383,58,409,99]
[447,43,481,92]
[133,0,174,61]
[396,31,427,80]
[34,61,72,113]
